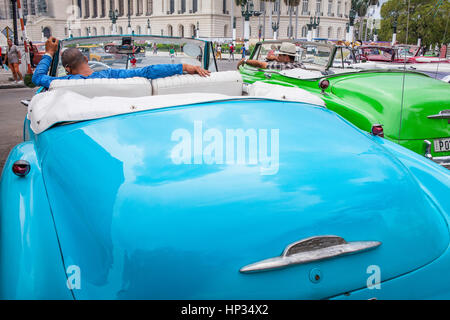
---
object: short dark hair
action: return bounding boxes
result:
[61,48,85,69]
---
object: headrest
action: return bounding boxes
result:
[152,71,243,96]
[49,77,152,98]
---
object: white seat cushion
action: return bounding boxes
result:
[49,77,152,98]
[152,71,243,96]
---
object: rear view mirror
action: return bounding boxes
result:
[183,43,202,58]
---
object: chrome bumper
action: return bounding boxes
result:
[433,156,450,168]
[424,140,450,169]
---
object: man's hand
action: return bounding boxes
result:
[182,64,210,77]
[45,37,59,57]
[237,58,246,69]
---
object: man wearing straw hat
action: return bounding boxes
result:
[237,42,303,70]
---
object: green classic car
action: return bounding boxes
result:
[239,40,450,167]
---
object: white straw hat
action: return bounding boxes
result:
[278,42,297,56]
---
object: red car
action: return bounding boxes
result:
[30,43,45,66]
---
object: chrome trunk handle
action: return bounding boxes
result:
[240,235,381,273]
[428,110,450,120]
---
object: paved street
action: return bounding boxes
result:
[0,87,35,173]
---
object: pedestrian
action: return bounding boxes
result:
[6,39,23,84]
[0,46,3,69]
[229,43,235,61]
[216,44,222,60]
[169,45,176,63]
[29,41,36,68]
[241,46,246,59]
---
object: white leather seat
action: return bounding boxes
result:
[49,77,152,98]
[152,71,243,96]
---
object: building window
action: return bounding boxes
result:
[328,26,332,38]
[137,0,143,15]
[301,0,308,15]
[119,0,124,16]
[168,25,173,36]
[328,0,332,15]
[223,0,227,14]
[179,25,184,37]
[110,0,114,10]
[337,0,341,15]
[23,0,28,16]
[274,0,280,13]
[181,0,186,13]
[316,0,321,14]
[84,0,90,17]
[129,0,134,15]
[224,25,228,37]
[93,0,98,18]
[170,0,174,14]
[147,0,153,15]
[301,25,307,37]
[100,0,106,17]
[37,0,47,15]
[193,0,198,13]
[43,26,51,38]
[30,0,37,15]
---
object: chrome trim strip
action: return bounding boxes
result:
[240,235,381,274]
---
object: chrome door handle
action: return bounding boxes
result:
[428,110,450,120]
[240,235,381,273]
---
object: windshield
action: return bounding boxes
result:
[253,41,333,69]
[55,35,214,77]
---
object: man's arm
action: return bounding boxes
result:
[32,37,68,88]
[105,63,210,79]
[237,59,268,69]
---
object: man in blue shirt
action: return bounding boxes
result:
[33,37,211,88]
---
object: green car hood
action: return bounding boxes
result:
[330,72,450,140]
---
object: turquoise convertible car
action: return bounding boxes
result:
[0,36,450,300]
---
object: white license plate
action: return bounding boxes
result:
[434,138,450,153]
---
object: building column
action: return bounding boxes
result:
[143,0,148,15]
[105,0,111,16]
[81,0,86,18]
[115,0,120,15]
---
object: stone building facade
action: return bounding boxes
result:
[1,0,351,45]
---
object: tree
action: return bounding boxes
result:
[351,0,379,40]
[378,0,450,47]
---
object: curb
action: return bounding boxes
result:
[0,83,26,89]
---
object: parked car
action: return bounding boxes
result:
[78,45,115,65]
[31,42,45,66]
[1,35,450,300]
[239,40,450,167]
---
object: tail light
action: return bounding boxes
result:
[12,160,31,177]
[318,78,330,93]
[371,124,384,138]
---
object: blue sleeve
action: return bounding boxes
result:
[105,64,183,80]
[32,55,71,88]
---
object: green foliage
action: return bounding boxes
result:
[378,0,450,46]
